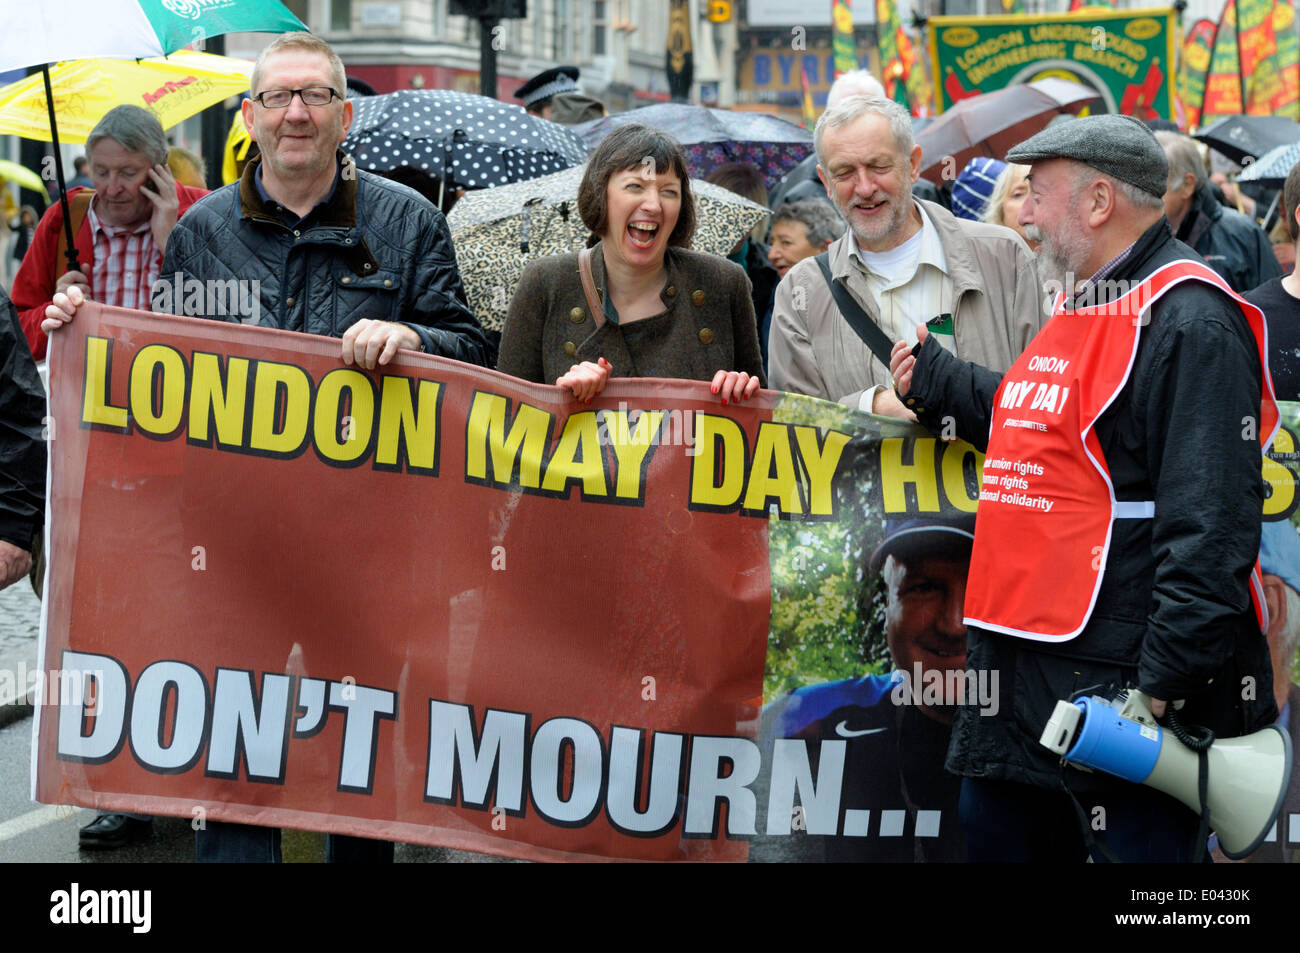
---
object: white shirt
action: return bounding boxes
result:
[848,201,956,412]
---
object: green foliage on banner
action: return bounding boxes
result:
[765,395,888,700]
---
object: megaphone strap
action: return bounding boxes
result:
[1058,764,1123,864]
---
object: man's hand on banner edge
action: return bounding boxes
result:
[0,541,32,592]
[711,369,760,406]
[889,323,930,396]
[557,357,612,403]
[871,386,918,422]
[43,284,85,333]
[341,319,422,369]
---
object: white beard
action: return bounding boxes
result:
[1026,221,1093,305]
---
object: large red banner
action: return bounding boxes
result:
[34,304,1300,863]
[34,304,788,862]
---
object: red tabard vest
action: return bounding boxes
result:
[963,260,1279,642]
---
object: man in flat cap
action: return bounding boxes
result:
[515,65,580,120]
[889,114,1279,862]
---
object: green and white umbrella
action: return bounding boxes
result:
[1,0,305,74]
[2,0,305,273]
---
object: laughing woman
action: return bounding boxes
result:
[497,124,764,403]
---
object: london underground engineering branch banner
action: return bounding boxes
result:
[30,304,1300,861]
[927,8,1176,117]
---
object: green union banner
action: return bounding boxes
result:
[927,7,1176,116]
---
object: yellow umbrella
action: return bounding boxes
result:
[222,109,253,185]
[0,157,49,197]
[0,50,251,143]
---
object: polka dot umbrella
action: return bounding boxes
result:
[448,164,769,333]
[572,103,814,191]
[344,89,588,191]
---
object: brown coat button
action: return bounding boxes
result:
[564,341,577,356]
[691,290,706,305]
[666,286,677,297]
[698,328,715,345]
[569,307,585,323]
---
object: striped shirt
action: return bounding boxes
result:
[86,199,161,313]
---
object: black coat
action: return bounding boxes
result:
[0,286,45,553]
[160,155,494,367]
[1177,183,1282,294]
[907,218,1278,792]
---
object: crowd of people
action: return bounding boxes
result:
[1,29,1298,864]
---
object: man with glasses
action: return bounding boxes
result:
[44,32,493,862]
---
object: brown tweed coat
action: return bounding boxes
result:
[496,241,765,386]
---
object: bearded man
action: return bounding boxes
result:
[768,95,1044,419]
[889,114,1279,862]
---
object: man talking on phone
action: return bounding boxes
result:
[11,105,207,362]
[44,32,492,863]
[10,104,206,851]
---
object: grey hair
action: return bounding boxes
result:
[772,198,846,246]
[982,163,1030,226]
[86,105,168,166]
[251,31,347,98]
[1064,160,1165,212]
[1155,130,1207,193]
[815,95,914,170]
[827,69,886,108]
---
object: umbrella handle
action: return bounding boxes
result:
[42,66,82,274]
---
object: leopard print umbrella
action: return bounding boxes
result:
[448,164,769,332]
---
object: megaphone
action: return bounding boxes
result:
[1041,689,1293,859]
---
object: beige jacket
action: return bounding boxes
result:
[768,199,1044,409]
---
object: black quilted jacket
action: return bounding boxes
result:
[158,155,494,368]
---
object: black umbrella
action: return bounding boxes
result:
[573,102,812,191]
[344,90,588,200]
[1194,115,1300,166]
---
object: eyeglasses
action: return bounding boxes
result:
[252,87,340,109]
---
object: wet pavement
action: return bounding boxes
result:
[0,581,41,718]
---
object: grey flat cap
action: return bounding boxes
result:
[1005,114,1169,199]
